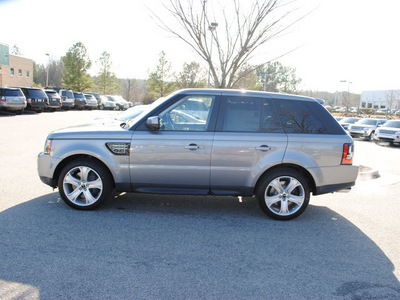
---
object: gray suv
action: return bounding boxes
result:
[38,89,358,220]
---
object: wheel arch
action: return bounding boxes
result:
[254,163,316,195]
[52,154,115,189]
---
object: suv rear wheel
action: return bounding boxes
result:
[58,159,113,210]
[257,169,310,220]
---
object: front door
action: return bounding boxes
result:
[130,94,217,194]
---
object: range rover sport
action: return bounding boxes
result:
[38,89,358,220]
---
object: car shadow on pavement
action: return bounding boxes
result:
[0,192,399,299]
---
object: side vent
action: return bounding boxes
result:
[106,142,131,156]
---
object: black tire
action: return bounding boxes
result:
[15,109,24,115]
[58,159,113,210]
[257,168,310,220]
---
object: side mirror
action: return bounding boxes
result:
[146,116,161,131]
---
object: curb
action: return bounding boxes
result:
[358,165,380,181]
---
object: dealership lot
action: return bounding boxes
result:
[0,110,399,299]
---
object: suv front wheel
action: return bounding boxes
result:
[257,169,310,220]
[58,159,113,210]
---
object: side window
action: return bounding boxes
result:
[275,99,328,134]
[222,96,262,132]
[159,95,215,131]
[261,100,284,133]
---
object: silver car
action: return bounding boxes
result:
[0,87,26,114]
[38,89,358,220]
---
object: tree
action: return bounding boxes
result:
[146,51,175,100]
[62,42,92,92]
[122,78,147,103]
[175,61,206,89]
[157,0,304,89]
[95,51,120,94]
[11,44,22,56]
[256,61,301,93]
[47,58,65,87]
[33,61,46,87]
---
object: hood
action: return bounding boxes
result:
[48,123,133,140]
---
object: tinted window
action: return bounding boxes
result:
[275,99,327,134]
[261,100,284,133]
[28,89,47,98]
[1,89,24,97]
[74,93,85,99]
[222,97,262,132]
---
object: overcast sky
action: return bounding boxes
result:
[1,0,400,93]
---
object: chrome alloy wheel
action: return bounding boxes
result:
[62,166,103,206]
[264,176,305,216]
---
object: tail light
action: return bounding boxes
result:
[341,143,354,165]
[0,96,6,102]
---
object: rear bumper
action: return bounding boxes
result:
[314,181,355,195]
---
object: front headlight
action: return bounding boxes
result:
[44,139,53,154]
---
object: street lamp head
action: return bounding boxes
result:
[209,22,218,31]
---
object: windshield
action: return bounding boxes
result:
[383,120,400,128]
[340,117,359,123]
[357,119,378,125]
[117,106,148,122]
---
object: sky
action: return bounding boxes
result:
[1,0,400,94]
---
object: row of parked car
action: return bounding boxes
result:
[335,116,400,146]
[0,87,133,114]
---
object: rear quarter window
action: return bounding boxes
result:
[274,99,344,134]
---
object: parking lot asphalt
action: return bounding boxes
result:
[0,110,399,299]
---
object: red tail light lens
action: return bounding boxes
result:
[0,96,6,101]
[342,143,354,165]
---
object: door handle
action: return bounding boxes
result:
[256,145,272,151]
[185,143,204,150]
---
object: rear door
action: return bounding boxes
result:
[211,95,287,195]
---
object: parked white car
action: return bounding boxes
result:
[348,118,387,140]
[375,120,400,146]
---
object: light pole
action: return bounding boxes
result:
[340,80,352,115]
[207,22,218,88]
[45,53,50,87]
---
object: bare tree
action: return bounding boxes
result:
[385,90,400,113]
[155,0,305,88]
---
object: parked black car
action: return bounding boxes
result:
[73,92,87,110]
[17,87,49,113]
[44,90,62,112]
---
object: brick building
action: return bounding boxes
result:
[0,43,33,87]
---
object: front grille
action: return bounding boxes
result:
[351,126,364,131]
[379,129,396,135]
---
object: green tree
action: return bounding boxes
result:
[95,51,120,94]
[33,61,46,87]
[175,62,206,89]
[256,62,301,94]
[146,51,175,100]
[62,42,92,91]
